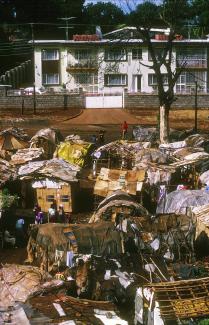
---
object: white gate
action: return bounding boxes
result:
[85,93,123,108]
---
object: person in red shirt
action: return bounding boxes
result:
[121,121,128,139]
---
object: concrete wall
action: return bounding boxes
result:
[0,92,84,114]
[124,90,209,110]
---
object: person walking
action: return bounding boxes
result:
[121,121,128,139]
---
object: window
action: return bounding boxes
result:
[148,74,168,86]
[60,195,69,202]
[176,71,207,93]
[74,73,97,85]
[132,48,142,60]
[176,48,207,68]
[42,73,59,85]
[46,195,55,202]
[42,49,59,60]
[75,50,92,60]
[105,74,127,86]
[105,49,127,61]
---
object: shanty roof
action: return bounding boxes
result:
[93,140,151,158]
[18,158,80,182]
[90,190,149,222]
[30,128,63,144]
[28,293,127,324]
[147,277,209,321]
[11,147,44,165]
[157,189,209,215]
[0,158,17,186]
[94,167,145,196]
[0,127,29,151]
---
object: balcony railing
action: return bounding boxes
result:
[66,59,99,72]
[177,58,207,68]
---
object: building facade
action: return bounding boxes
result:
[33,28,209,95]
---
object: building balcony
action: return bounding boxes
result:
[177,59,207,69]
[66,60,99,72]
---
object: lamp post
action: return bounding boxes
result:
[31,23,36,114]
[194,81,198,132]
[58,17,76,40]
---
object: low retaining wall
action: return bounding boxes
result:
[0,93,85,114]
[124,91,209,110]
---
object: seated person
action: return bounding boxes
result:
[4,229,16,247]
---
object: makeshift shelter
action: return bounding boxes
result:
[94,167,145,197]
[0,127,29,159]
[30,128,63,159]
[93,140,151,170]
[132,126,158,143]
[90,190,149,223]
[54,136,93,167]
[18,158,80,212]
[156,189,209,215]
[27,222,126,271]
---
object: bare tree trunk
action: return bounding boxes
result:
[159,104,169,144]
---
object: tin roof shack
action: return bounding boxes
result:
[18,158,80,213]
[93,140,151,172]
[0,127,29,160]
[0,158,17,187]
[30,128,63,159]
[54,135,94,168]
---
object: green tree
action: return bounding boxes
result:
[83,2,126,34]
[191,0,209,36]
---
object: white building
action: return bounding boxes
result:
[33,27,209,95]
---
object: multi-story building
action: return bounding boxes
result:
[33,27,209,95]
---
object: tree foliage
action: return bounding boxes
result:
[83,2,126,33]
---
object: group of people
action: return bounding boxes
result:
[34,201,66,224]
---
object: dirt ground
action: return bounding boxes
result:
[1,108,209,142]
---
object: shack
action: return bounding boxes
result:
[0,127,29,160]
[18,158,80,212]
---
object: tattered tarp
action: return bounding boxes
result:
[0,127,29,151]
[30,128,62,145]
[28,293,127,325]
[146,277,209,321]
[185,133,209,147]
[132,126,158,143]
[0,158,17,186]
[55,140,93,167]
[11,147,44,165]
[156,189,209,215]
[94,167,145,196]
[27,222,124,271]
[134,148,170,166]
[18,158,80,182]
